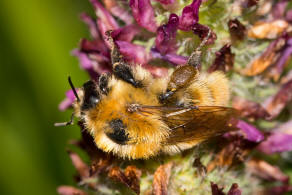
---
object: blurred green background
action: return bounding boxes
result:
[0,0,94,194]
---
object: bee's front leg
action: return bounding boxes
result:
[99,73,110,95]
[106,30,142,88]
[113,62,142,88]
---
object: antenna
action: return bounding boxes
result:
[68,76,80,102]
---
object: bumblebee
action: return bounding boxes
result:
[56,31,237,159]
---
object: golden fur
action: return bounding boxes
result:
[74,66,231,159]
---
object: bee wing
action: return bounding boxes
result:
[137,105,238,144]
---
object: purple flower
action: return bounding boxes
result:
[287,10,292,22]
[247,159,289,184]
[178,0,202,31]
[232,96,271,120]
[59,90,78,111]
[272,1,288,19]
[151,48,188,65]
[236,120,264,142]
[211,182,242,195]
[116,41,151,64]
[90,0,119,31]
[257,121,292,154]
[258,133,292,154]
[227,183,242,195]
[264,78,292,118]
[154,0,175,5]
[111,25,141,42]
[208,44,234,73]
[192,23,217,44]
[72,49,107,80]
[265,185,292,195]
[270,36,292,80]
[228,19,246,42]
[80,13,100,40]
[102,0,133,25]
[271,0,292,23]
[129,0,158,32]
[155,14,179,55]
[57,186,86,195]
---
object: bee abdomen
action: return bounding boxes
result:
[205,71,230,106]
[106,119,129,145]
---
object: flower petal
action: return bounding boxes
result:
[67,150,90,178]
[241,0,259,8]
[154,0,175,5]
[103,0,133,25]
[210,182,224,195]
[108,166,142,194]
[287,9,292,22]
[257,133,292,154]
[72,49,104,79]
[247,159,289,183]
[247,20,289,39]
[179,0,202,31]
[236,120,264,142]
[80,13,100,40]
[264,79,292,118]
[241,36,286,76]
[232,97,270,120]
[152,163,173,195]
[80,39,109,57]
[114,42,170,77]
[227,183,241,195]
[129,0,158,32]
[90,0,119,30]
[269,37,292,80]
[272,1,288,19]
[228,19,246,42]
[111,24,141,42]
[116,41,151,64]
[208,44,234,73]
[155,13,179,55]
[273,120,292,135]
[58,90,77,111]
[151,48,187,65]
[265,185,292,195]
[57,186,87,195]
[192,23,217,45]
[142,64,169,77]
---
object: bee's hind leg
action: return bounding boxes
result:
[106,31,142,88]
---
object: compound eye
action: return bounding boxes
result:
[81,80,100,111]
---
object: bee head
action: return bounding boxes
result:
[55,77,101,127]
[80,80,101,112]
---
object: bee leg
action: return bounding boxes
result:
[106,30,142,88]
[113,63,142,88]
[105,30,123,65]
[99,73,110,95]
[187,28,211,68]
[159,89,175,103]
[159,65,198,103]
